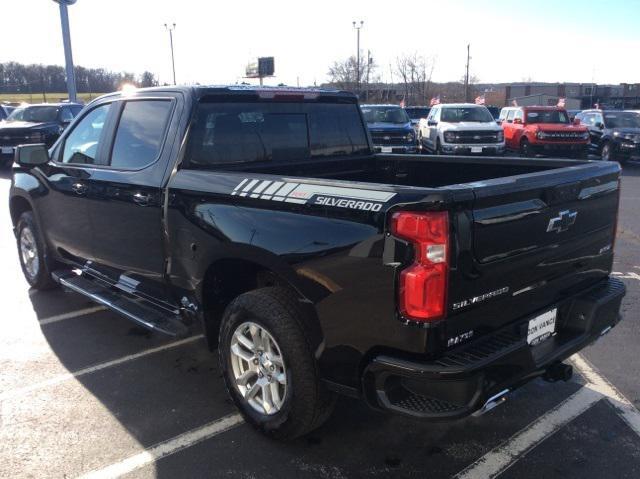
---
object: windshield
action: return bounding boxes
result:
[604,112,640,128]
[361,106,410,124]
[7,106,59,123]
[526,110,569,124]
[405,108,430,119]
[440,106,494,123]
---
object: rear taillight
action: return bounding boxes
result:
[390,211,449,322]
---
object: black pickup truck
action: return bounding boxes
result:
[9,86,625,440]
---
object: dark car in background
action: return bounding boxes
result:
[486,106,501,120]
[361,104,417,153]
[576,109,640,162]
[404,106,431,133]
[0,102,83,165]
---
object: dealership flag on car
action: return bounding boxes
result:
[430,96,440,106]
[557,97,566,108]
[475,95,485,105]
[399,97,406,108]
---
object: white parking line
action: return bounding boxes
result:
[0,335,204,401]
[571,354,640,436]
[78,413,244,479]
[456,353,640,478]
[38,306,107,325]
[454,387,603,479]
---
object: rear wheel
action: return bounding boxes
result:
[219,287,335,440]
[16,211,57,290]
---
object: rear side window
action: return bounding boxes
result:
[185,102,369,167]
[110,100,172,169]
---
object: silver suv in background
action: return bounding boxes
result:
[418,103,505,155]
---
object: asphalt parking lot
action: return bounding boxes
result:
[1,160,639,479]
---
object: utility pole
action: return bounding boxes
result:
[464,43,471,103]
[365,50,372,102]
[164,23,177,85]
[53,0,78,102]
[352,20,364,93]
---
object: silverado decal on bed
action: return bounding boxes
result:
[231,178,396,210]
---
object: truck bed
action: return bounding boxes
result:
[207,153,574,189]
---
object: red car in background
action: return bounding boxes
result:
[499,106,590,158]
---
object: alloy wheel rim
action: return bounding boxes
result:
[229,321,287,416]
[19,227,39,279]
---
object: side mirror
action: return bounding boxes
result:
[513,118,523,125]
[15,144,50,167]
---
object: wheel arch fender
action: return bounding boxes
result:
[196,250,330,353]
[9,193,35,229]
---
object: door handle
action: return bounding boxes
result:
[71,182,87,195]
[132,192,151,206]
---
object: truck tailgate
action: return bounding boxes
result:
[446,160,621,340]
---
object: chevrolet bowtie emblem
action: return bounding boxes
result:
[547,210,578,233]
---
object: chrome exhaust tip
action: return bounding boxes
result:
[473,389,509,417]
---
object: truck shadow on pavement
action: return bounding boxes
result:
[27,288,593,478]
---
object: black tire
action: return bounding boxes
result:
[16,211,57,290]
[571,148,588,160]
[219,287,335,440]
[601,142,614,161]
[520,138,534,158]
[435,139,443,155]
[417,131,423,153]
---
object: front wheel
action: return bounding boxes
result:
[601,142,614,161]
[16,211,57,290]
[219,287,335,440]
[435,139,443,155]
[520,138,534,158]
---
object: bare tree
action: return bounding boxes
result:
[394,53,436,105]
[327,55,378,93]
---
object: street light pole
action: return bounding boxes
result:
[352,20,363,93]
[53,0,78,102]
[164,23,177,85]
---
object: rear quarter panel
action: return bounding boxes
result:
[166,170,456,388]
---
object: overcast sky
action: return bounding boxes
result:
[3,0,640,87]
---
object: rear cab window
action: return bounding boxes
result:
[185,101,370,168]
